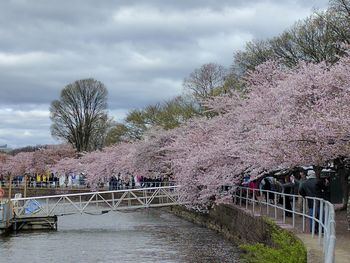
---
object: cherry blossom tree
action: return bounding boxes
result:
[163,54,350,209]
[242,57,350,173]
[39,53,350,214]
[1,152,34,177]
[53,142,139,187]
[32,144,76,175]
[0,144,75,182]
[0,153,9,176]
[131,128,177,179]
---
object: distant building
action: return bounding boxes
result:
[0,144,12,153]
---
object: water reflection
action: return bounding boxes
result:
[0,209,240,263]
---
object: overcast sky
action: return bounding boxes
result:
[0,0,329,148]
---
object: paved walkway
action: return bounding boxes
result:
[332,209,350,263]
[296,209,350,263]
[238,203,349,263]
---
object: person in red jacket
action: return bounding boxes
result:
[248,178,259,200]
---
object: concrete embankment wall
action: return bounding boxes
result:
[168,204,275,246]
[167,204,307,262]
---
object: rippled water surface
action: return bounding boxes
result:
[0,209,240,263]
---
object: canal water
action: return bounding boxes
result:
[0,209,241,263]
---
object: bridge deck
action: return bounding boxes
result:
[11,186,182,218]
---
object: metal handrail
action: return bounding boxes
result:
[233,186,335,263]
[10,185,182,218]
[0,180,176,190]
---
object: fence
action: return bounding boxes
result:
[0,179,175,191]
[233,186,336,263]
[11,185,182,218]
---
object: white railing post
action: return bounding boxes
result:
[323,204,329,251]
[326,215,336,263]
[312,199,316,238]
[266,190,269,215]
[246,188,249,210]
[274,193,277,219]
[239,188,242,207]
[319,201,324,245]
[292,195,295,228]
[302,198,306,232]
[252,189,255,214]
[283,194,286,223]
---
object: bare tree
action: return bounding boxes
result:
[330,0,350,16]
[326,0,350,46]
[50,78,109,152]
[269,32,300,67]
[232,2,350,74]
[289,15,339,64]
[183,63,227,100]
[233,40,274,74]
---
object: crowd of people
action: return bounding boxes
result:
[0,173,86,188]
[108,174,173,190]
[0,172,174,191]
[242,168,331,232]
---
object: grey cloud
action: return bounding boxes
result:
[0,105,54,147]
[0,0,329,147]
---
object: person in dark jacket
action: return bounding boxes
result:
[317,177,330,201]
[262,177,274,203]
[282,175,294,217]
[299,170,319,232]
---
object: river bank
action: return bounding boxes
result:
[166,204,307,263]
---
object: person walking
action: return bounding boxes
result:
[299,170,319,232]
[261,177,274,203]
[109,176,114,191]
[248,178,259,201]
[295,170,306,213]
[282,174,294,217]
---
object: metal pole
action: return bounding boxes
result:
[292,195,295,228]
[24,174,27,198]
[246,188,248,210]
[319,200,324,245]
[239,188,242,207]
[283,194,286,223]
[274,193,277,219]
[252,189,255,214]
[266,190,269,215]
[323,204,329,250]
[8,173,12,199]
[312,199,316,237]
[325,216,336,263]
[302,198,306,232]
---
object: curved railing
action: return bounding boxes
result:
[232,186,336,263]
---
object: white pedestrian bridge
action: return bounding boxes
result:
[8,185,336,263]
[11,185,183,218]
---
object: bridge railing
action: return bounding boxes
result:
[232,186,335,263]
[11,185,182,218]
[0,180,176,190]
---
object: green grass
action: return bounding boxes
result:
[240,219,307,263]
